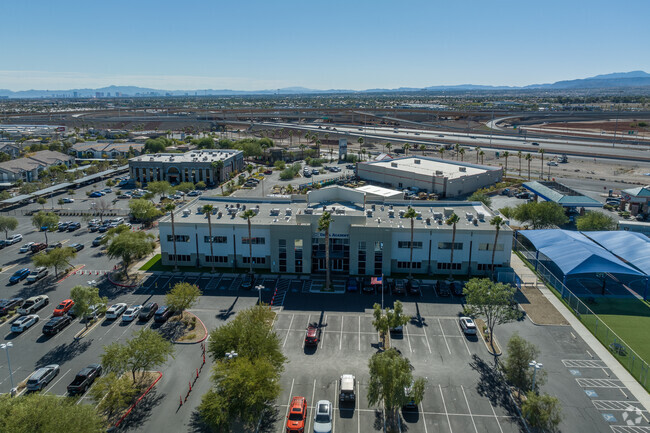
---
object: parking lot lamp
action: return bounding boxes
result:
[529,360,543,393]
[0,342,15,393]
[255,284,264,305]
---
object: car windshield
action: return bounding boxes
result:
[315,413,330,422]
[56,304,65,309]
[288,412,303,421]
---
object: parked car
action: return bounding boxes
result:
[346,164,355,169]
[436,280,451,297]
[241,273,254,290]
[0,298,24,316]
[6,234,23,245]
[0,239,5,249]
[11,314,39,333]
[392,279,406,295]
[42,315,73,335]
[531,142,540,146]
[154,305,173,323]
[459,316,477,335]
[313,400,333,433]
[53,299,74,316]
[45,242,63,252]
[139,302,158,321]
[69,243,84,252]
[92,235,106,246]
[402,381,418,410]
[263,170,273,175]
[30,242,47,253]
[26,364,59,391]
[26,267,49,283]
[122,305,142,322]
[9,268,30,284]
[304,324,321,346]
[89,191,104,198]
[450,281,464,297]
[17,295,49,314]
[105,303,128,320]
[89,224,99,232]
[346,277,359,292]
[101,188,112,193]
[339,374,356,403]
[62,197,74,203]
[89,218,101,225]
[67,222,81,231]
[67,364,102,395]
[57,221,70,231]
[406,279,421,295]
[312,169,320,175]
[187,190,202,197]
[286,396,307,433]
[361,277,376,294]
[19,242,35,253]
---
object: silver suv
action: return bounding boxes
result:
[26,364,59,391]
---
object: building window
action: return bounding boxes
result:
[478,243,504,251]
[437,262,461,270]
[204,236,227,244]
[167,234,190,242]
[438,242,463,250]
[374,251,383,275]
[168,254,191,262]
[206,255,228,263]
[478,264,496,271]
[294,239,303,273]
[279,239,287,273]
[397,261,422,269]
[398,241,423,249]
[242,257,266,265]
[242,237,266,245]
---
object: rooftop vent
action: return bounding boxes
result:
[388,209,395,218]
[443,207,453,217]
[285,208,292,216]
[459,167,467,172]
[435,170,443,176]
[391,162,398,168]
[366,209,373,217]
[270,208,280,216]
[473,218,478,226]
[426,217,431,225]
[399,209,405,218]
[304,208,313,215]
[414,159,421,164]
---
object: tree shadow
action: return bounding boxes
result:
[156,320,185,341]
[409,303,429,329]
[250,404,280,433]
[469,354,522,420]
[188,410,212,433]
[216,297,239,321]
[373,408,385,431]
[15,277,58,299]
[35,338,92,368]
[117,389,165,431]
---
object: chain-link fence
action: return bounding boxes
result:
[513,236,650,392]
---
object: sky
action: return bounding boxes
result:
[1,0,649,91]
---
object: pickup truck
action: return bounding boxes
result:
[67,364,102,395]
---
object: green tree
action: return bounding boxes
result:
[195,180,207,190]
[403,142,411,156]
[0,216,18,238]
[70,285,107,328]
[147,180,172,201]
[174,182,195,197]
[57,198,65,208]
[0,393,104,433]
[521,392,563,432]
[202,204,216,272]
[101,328,174,383]
[480,150,485,164]
[318,211,333,290]
[576,211,616,231]
[445,213,460,280]
[165,282,202,313]
[90,372,139,419]
[501,333,546,393]
[469,189,492,207]
[36,196,47,209]
[32,246,76,278]
[489,216,506,277]
[403,207,418,278]
[538,149,545,179]
[517,151,523,176]
[0,190,10,201]
[106,230,155,278]
[500,206,514,220]
[463,278,520,353]
[503,151,510,175]
[525,153,532,180]
[512,201,568,229]
[372,303,390,343]
[0,152,10,162]
[240,209,257,277]
[367,349,426,423]
[459,147,465,161]
[143,137,169,153]
[386,142,392,155]
[128,198,162,226]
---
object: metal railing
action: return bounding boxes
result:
[513,237,649,391]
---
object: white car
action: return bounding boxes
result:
[6,234,23,245]
[17,295,49,315]
[459,316,477,335]
[26,267,49,283]
[313,400,333,433]
[106,303,128,320]
[62,197,75,203]
[122,305,142,322]
[11,314,39,333]
[19,242,35,253]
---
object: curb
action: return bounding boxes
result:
[74,316,105,339]
[115,371,163,428]
[172,311,208,345]
[57,264,86,284]
[107,272,140,288]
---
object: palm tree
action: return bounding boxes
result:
[438,147,445,159]
[489,216,505,279]
[357,137,364,156]
[454,143,461,160]
[503,151,510,176]
[480,150,485,164]
[288,130,293,147]
[304,132,309,146]
[240,209,257,278]
[318,211,333,290]
[299,143,306,160]
[386,143,392,155]
[361,149,367,161]
[164,203,178,271]
[538,149,545,179]
[517,151,523,177]
[525,153,532,180]
[475,147,481,163]
[403,143,411,156]
[201,204,215,273]
[404,208,418,279]
[315,139,321,157]
[459,148,465,162]
[445,213,460,280]
[419,144,426,156]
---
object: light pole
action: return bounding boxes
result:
[529,360,543,393]
[255,284,264,305]
[1,342,15,395]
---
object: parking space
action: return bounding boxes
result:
[217,277,233,290]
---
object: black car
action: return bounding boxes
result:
[67,364,102,395]
[392,279,406,295]
[139,302,159,321]
[436,280,451,297]
[241,273,254,290]
[406,279,421,296]
[0,298,24,316]
[154,305,173,323]
[361,277,375,294]
[42,315,73,335]
[89,225,99,232]
[0,240,6,249]
[67,222,81,231]
[69,243,84,252]
[450,281,464,297]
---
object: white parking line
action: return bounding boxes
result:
[438,318,451,354]
[456,323,472,356]
[340,315,343,351]
[302,314,310,349]
[420,402,429,433]
[280,378,295,433]
[405,325,413,353]
[282,314,294,348]
[97,317,123,341]
[460,385,478,433]
[576,378,625,388]
[358,316,361,351]
[307,379,316,433]
[44,368,71,394]
[421,323,432,354]
[333,377,338,433]
[439,384,453,433]
[320,315,327,349]
[490,400,504,433]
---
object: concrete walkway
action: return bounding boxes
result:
[510,252,650,411]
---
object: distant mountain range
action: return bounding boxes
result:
[1,71,649,98]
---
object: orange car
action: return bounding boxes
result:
[53,299,74,316]
[286,396,307,433]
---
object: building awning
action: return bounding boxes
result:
[584,231,650,275]
[523,181,602,208]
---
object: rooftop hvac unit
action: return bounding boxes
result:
[388,210,395,218]
[270,208,280,216]
[391,162,398,167]
[416,212,422,219]
[389,205,394,210]
[377,218,381,224]
[366,209,373,217]
[459,167,467,172]
[414,159,421,164]
[336,208,345,215]
[217,211,222,218]
[465,212,474,220]
[426,217,431,225]
[435,170,443,176]
[304,208,313,214]
[236,203,240,208]
[371,204,376,211]
[182,209,191,217]
[473,219,478,226]
[477,212,485,221]
[433,211,443,220]
[399,209,405,218]
[285,208,292,216]
[443,207,453,217]
[242,204,246,210]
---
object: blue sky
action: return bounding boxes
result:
[1,0,648,91]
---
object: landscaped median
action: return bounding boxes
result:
[169,311,208,344]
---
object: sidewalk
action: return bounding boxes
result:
[510,252,650,412]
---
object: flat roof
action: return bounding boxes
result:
[130,149,241,164]
[360,156,494,179]
[355,185,403,197]
[523,181,602,208]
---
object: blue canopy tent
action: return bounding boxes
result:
[518,230,648,299]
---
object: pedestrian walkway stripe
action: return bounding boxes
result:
[577,378,625,388]
[563,359,608,368]
[593,401,646,412]
[611,426,650,432]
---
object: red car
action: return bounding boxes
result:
[286,396,307,433]
[53,299,74,316]
[264,170,273,175]
[304,325,321,346]
[30,242,47,253]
